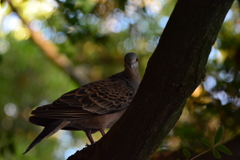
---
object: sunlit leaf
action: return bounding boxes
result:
[216,145,233,155]
[183,149,191,159]
[214,126,223,145]
[212,149,221,159]
[201,138,212,148]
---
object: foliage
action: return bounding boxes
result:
[0,0,240,160]
[178,126,233,160]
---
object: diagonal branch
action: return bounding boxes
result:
[67,0,234,159]
[7,0,89,85]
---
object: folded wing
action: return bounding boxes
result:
[31,78,134,120]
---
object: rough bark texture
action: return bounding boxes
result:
[68,0,234,159]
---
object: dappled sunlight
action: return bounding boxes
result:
[209,47,223,62]
[144,0,162,15]
[54,130,103,159]
[0,0,240,159]
[64,148,80,159]
[19,0,58,21]
[0,39,10,54]
[106,18,122,33]
[219,69,234,82]
[224,10,233,22]
[30,20,44,31]
[234,18,240,33]
[178,108,190,123]
[2,13,22,33]
[207,117,221,132]
[158,16,169,28]
[13,27,30,40]
[1,0,58,42]
[54,32,67,44]
[2,103,18,131]
[203,76,216,92]
[166,136,181,150]
[4,103,18,118]
[0,0,167,57]
[213,91,240,107]
[192,86,203,98]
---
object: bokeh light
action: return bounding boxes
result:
[4,103,18,118]
[0,0,240,159]
[0,39,10,54]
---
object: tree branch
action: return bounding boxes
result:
[68,0,234,159]
[7,0,90,85]
[152,135,240,160]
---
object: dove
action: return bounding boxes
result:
[23,52,140,154]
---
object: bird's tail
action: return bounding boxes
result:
[23,120,70,154]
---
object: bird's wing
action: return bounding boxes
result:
[31,78,134,119]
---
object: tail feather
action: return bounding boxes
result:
[23,120,70,154]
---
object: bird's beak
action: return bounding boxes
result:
[129,62,134,68]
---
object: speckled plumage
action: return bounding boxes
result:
[23,52,140,154]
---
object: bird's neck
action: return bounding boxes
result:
[124,69,140,91]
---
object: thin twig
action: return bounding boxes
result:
[190,148,212,160]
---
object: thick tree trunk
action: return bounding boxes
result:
[68,0,234,159]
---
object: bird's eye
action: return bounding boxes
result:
[124,58,126,62]
[136,58,138,62]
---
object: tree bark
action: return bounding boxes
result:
[68,0,234,159]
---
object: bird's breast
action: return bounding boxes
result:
[71,109,126,130]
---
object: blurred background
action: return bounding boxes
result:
[0,0,240,159]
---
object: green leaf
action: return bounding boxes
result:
[183,149,191,159]
[216,145,233,155]
[201,138,212,147]
[212,149,221,159]
[214,126,223,145]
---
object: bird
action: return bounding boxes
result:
[23,52,140,154]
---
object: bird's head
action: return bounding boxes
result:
[124,52,139,70]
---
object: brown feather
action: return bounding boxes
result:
[24,52,140,154]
